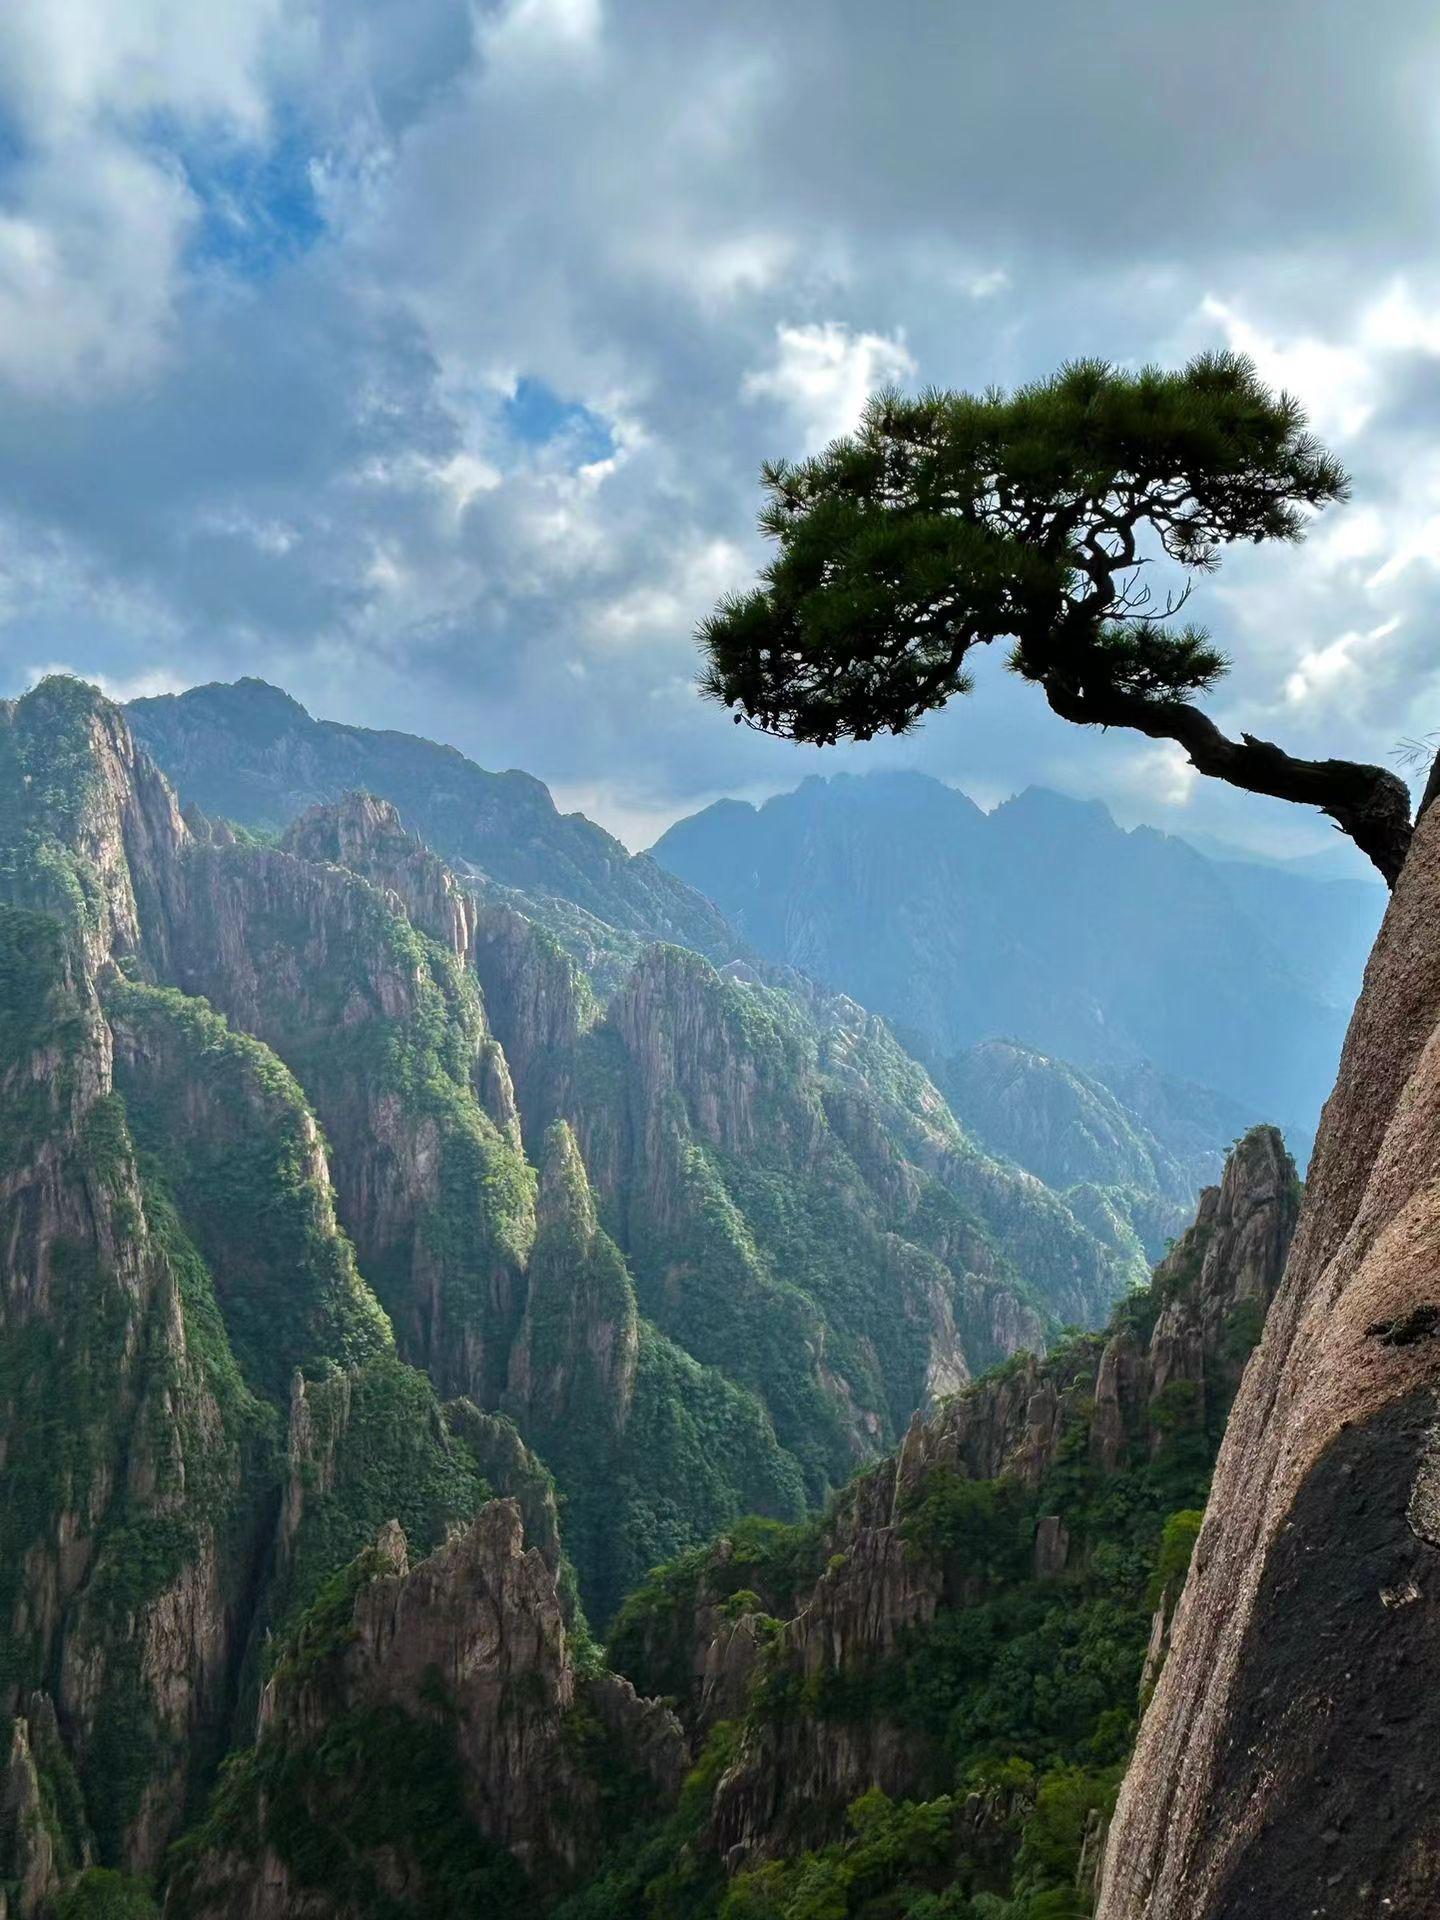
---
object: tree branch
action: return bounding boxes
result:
[1042,674,1414,887]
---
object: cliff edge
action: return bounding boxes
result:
[1099,799,1440,1918]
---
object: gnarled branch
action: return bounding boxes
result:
[1043,674,1413,887]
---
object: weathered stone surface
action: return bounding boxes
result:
[0,1710,61,1919]
[1098,800,1440,1920]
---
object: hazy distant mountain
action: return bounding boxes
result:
[128,677,742,970]
[1175,826,1377,883]
[652,771,1386,1136]
[939,1038,1259,1262]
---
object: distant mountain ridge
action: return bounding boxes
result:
[939,1039,1256,1263]
[127,677,743,972]
[652,770,1385,1139]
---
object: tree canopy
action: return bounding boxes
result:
[700,353,1416,885]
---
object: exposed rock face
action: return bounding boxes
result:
[709,1482,943,1861]
[280,791,478,963]
[613,1135,1297,1793]
[470,902,598,1138]
[0,675,189,975]
[0,1706,65,1918]
[0,909,274,1875]
[7,675,1259,1910]
[133,680,1156,1353]
[169,1505,686,1917]
[1098,801,1440,1920]
[0,686,510,1877]
[165,780,1086,1576]
[157,828,535,1405]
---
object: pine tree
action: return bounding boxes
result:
[700,353,1416,884]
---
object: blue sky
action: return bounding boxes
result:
[0,0,1437,857]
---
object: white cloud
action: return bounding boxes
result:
[0,0,1437,857]
[742,321,916,453]
[590,537,751,649]
[1284,616,1405,711]
[0,0,288,139]
[0,0,298,398]
[0,139,196,397]
[1112,740,1201,811]
[1198,295,1376,441]
[479,0,603,71]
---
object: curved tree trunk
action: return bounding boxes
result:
[1043,676,1414,887]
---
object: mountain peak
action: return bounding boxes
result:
[130,675,314,745]
[993,785,1119,832]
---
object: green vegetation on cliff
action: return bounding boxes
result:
[507,1122,807,1624]
[0,677,111,935]
[171,838,537,1404]
[577,1135,1293,1920]
[107,976,394,1400]
[270,1359,493,1630]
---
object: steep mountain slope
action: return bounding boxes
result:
[0,677,1319,1920]
[114,687,1158,1550]
[124,679,1197,1320]
[572,1126,1298,1919]
[652,771,1384,1135]
[1097,789,1440,1917]
[344,829,1132,1611]
[89,1122,1291,1920]
[166,1506,685,1920]
[126,677,741,968]
[0,682,536,1897]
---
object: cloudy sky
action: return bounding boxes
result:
[0,0,1437,856]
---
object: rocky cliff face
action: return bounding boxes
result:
[0,899,274,1878]
[5,673,1302,1917]
[1098,801,1440,1918]
[0,686,569,1890]
[0,676,188,977]
[157,825,535,1407]
[268,787,1135,1625]
[167,1504,685,1918]
[124,705,1123,1587]
[129,680,1162,1343]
